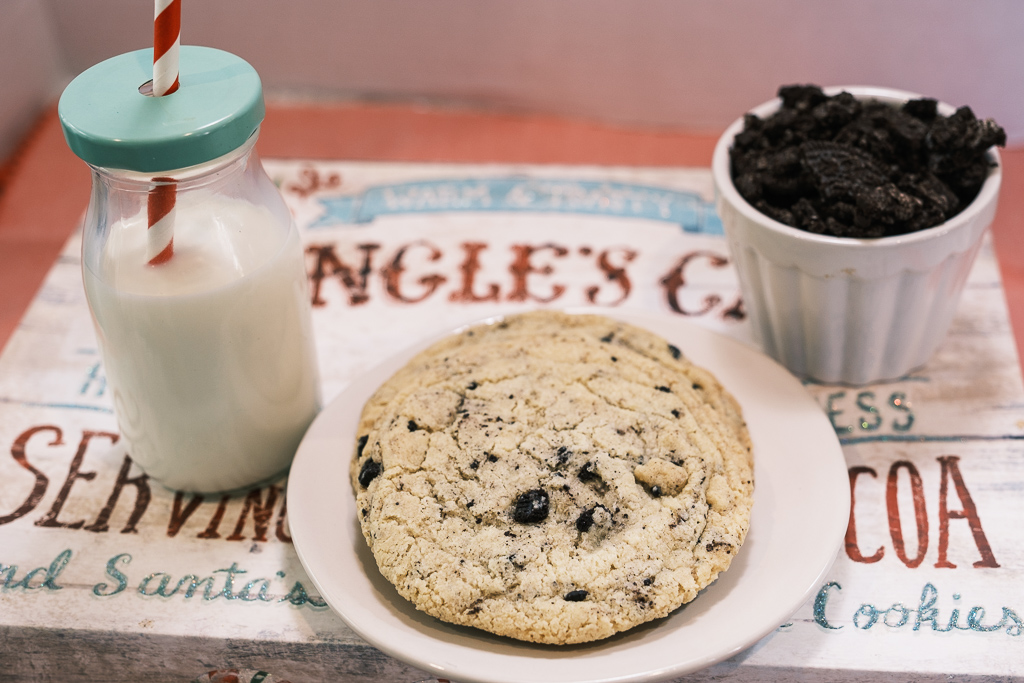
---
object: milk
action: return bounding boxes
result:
[83,195,321,492]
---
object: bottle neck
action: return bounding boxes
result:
[89,131,260,193]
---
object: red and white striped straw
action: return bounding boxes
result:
[146,178,176,265]
[148,0,180,266]
[153,0,180,97]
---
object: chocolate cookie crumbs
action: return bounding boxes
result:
[512,489,550,524]
[577,461,601,483]
[576,505,605,532]
[357,458,381,488]
[730,84,1005,238]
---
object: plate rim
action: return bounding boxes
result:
[287,307,850,683]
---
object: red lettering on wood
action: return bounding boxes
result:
[276,494,292,543]
[886,460,929,568]
[935,455,1000,568]
[507,243,568,302]
[197,494,231,539]
[449,242,500,303]
[84,455,151,534]
[586,247,637,306]
[286,167,341,198]
[306,243,379,306]
[382,241,447,303]
[845,466,884,563]
[226,485,280,542]
[167,492,204,537]
[0,425,61,525]
[35,431,117,529]
[721,297,746,321]
[659,251,729,315]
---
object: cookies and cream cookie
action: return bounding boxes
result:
[350,311,753,644]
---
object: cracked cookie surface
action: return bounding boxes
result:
[350,310,753,644]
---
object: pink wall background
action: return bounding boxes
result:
[4,0,1023,162]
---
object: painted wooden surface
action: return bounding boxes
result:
[6,105,1024,358]
[0,159,1021,681]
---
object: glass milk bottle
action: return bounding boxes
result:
[59,47,321,493]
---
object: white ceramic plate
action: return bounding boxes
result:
[288,309,849,683]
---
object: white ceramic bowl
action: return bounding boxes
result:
[712,86,1002,385]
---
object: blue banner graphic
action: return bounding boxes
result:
[310,177,723,234]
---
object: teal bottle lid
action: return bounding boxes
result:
[59,46,265,173]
